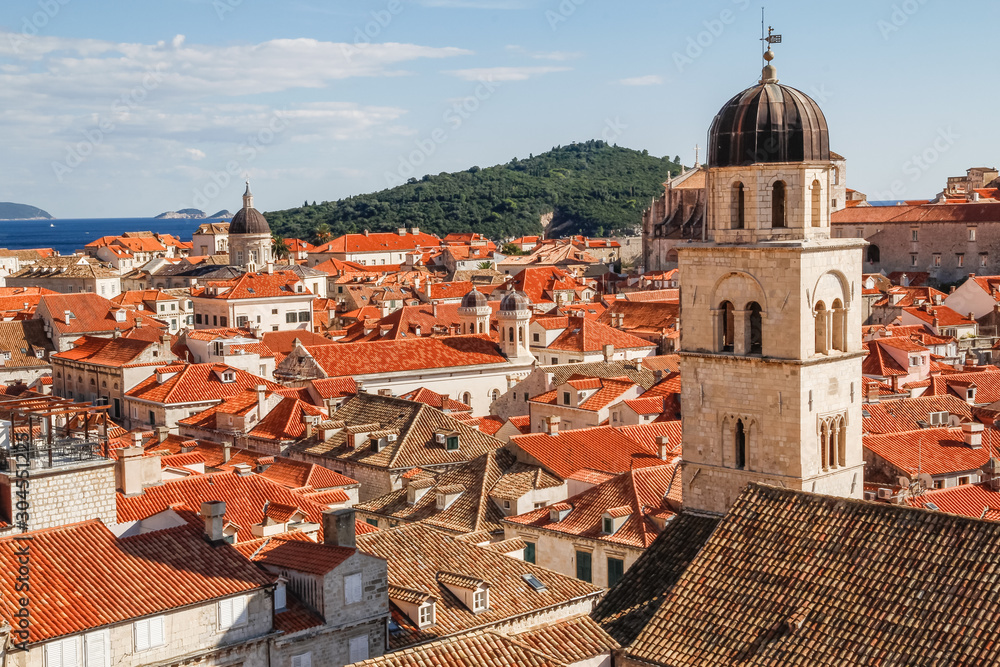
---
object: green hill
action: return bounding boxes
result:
[265,140,682,242]
[0,202,52,220]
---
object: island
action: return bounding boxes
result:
[0,202,53,220]
[154,208,232,219]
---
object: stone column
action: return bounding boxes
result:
[733,309,749,356]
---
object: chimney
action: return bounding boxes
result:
[266,261,274,274]
[156,425,169,443]
[398,228,406,236]
[131,431,143,448]
[64,310,72,324]
[322,508,356,548]
[200,500,226,542]
[232,463,253,476]
[546,415,560,435]
[656,435,669,460]
[364,229,370,237]
[256,384,267,418]
[113,327,121,339]
[411,227,419,235]
[117,447,146,496]
[301,413,314,438]
[603,344,614,361]
[135,317,143,328]
[223,442,232,463]
[866,383,880,403]
[634,357,643,372]
[963,422,984,449]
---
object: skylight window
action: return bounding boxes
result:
[246,288,255,294]
[521,574,546,592]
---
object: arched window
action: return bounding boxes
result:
[732,182,745,229]
[832,298,846,352]
[832,166,840,185]
[462,392,472,405]
[820,421,830,470]
[735,419,746,469]
[746,302,762,355]
[491,389,500,402]
[518,326,524,343]
[508,326,514,342]
[478,322,484,334]
[719,301,735,352]
[772,181,787,228]
[811,180,822,227]
[836,417,847,467]
[814,301,828,354]
[827,419,837,470]
[867,244,880,264]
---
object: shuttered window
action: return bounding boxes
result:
[84,630,110,667]
[291,652,312,667]
[576,550,592,583]
[523,541,536,564]
[219,595,248,630]
[344,573,363,604]
[348,636,369,663]
[134,616,165,651]
[608,557,625,588]
[45,637,80,667]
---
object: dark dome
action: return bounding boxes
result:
[499,290,530,312]
[708,67,829,168]
[460,288,488,309]
[229,207,270,235]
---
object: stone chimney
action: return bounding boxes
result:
[546,415,560,436]
[603,344,614,361]
[656,435,669,460]
[200,500,226,542]
[301,413,314,438]
[256,385,267,418]
[117,447,146,496]
[64,310,73,324]
[322,508,356,549]
[963,422,984,449]
[223,442,232,463]
[266,261,274,275]
[156,425,169,443]
[866,383,880,404]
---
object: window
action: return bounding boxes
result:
[349,636,369,663]
[911,228,919,242]
[959,476,971,486]
[576,550,592,583]
[213,315,218,326]
[814,301,828,355]
[286,312,297,323]
[133,616,165,651]
[981,254,989,268]
[274,582,287,611]
[220,316,227,327]
[735,419,746,469]
[970,227,977,242]
[45,636,80,667]
[291,653,312,667]
[85,629,110,667]
[236,316,248,328]
[218,595,248,630]
[563,391,571,405]
[473,589,488,611]
[771,181,786,228]
[524,541,536,564]
[958,254,965,267]
[719,301,735,352]
[608,557,625,588]
[523,392,529,401]
[298,311,310,322]
[810,179,822,227]
[418,603,434,626]
[502,499,511,510]
[446,436,459,451]
[602,516,614,534]
[867,244,880,264]
[533,332,540,342]
[344,572,363,604]
[271,308,278,314]
[746,302,762,355]
[732,182,745,229]
[365,517,378,527]
[911,254,918,267]
[551,357,558,364]
[195,313,203,324]
[933,254,941,267]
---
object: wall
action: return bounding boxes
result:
[0,460,116,532]
[503,526,644,589]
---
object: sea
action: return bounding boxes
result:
[0,217,230,255]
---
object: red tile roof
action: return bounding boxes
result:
[259,457,358,490]
[864,426,996,476]
[531,376,637,412]
[193,270,309,299]
[399,387,473,413]
[506,465,678,548]
[509,424,674,479]
[126,363,282,405]
[904,481,1000,519]
[0,519,272,643]
[920,369,1000,404]
[862,395,973,434]
[39,293,167,335]
[233,533,357,575]
[293,335,510,377]
[903,305,976,327]
[315,231,442,254]
[546,317,656,353]
[52,335,161,367]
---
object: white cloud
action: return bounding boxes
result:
[446,66,570,82]
[185,148,206,160]
[505,45,582,61]
[618,74,664,86]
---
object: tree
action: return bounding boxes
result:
[477,261,493,270]
[311,222,332,245]
[501,243,526,256]
[271,234,290,260]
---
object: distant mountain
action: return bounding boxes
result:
[0,202,53,220]
[265,140,683,242]
[154,208,207,219]
[207,210,232,219]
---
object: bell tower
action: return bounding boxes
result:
[679,45,868,514]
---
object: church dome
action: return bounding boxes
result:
[499,290,530,313]
[229,182,271,235]
[460,288,488,309]
[708,52,829,168]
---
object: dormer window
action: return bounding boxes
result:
[602,516,614,533]
[446,435,459,451]
[418,602,434,627]
[549,503,571,522]
[473,589,488,611]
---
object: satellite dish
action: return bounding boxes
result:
[917,473,934,490]
[897,476,910,489]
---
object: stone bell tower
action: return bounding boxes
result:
[678,45,868,514]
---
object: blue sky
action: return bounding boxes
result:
[0,0,991,217]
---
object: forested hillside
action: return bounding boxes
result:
[265,140,681,242]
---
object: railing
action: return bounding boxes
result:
[0,436,106,472]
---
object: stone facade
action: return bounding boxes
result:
[0,460,116,532]
[503,525,642,590]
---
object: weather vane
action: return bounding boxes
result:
[760,8,781,62]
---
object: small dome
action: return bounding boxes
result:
[229,207,270,235]
[708,59,829,168]
[499,290,530,312]
[460,288,488,309]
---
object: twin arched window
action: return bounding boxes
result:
[820,415,847,470]
[718,300,763,355]
[814,299,847,354]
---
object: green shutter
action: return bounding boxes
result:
[524,541,536,564]
[576,551,592,583]
[608,557,624,588]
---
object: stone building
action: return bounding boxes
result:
[677,48,867,514]
[641,166,706,272]
[229,183,273,272]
